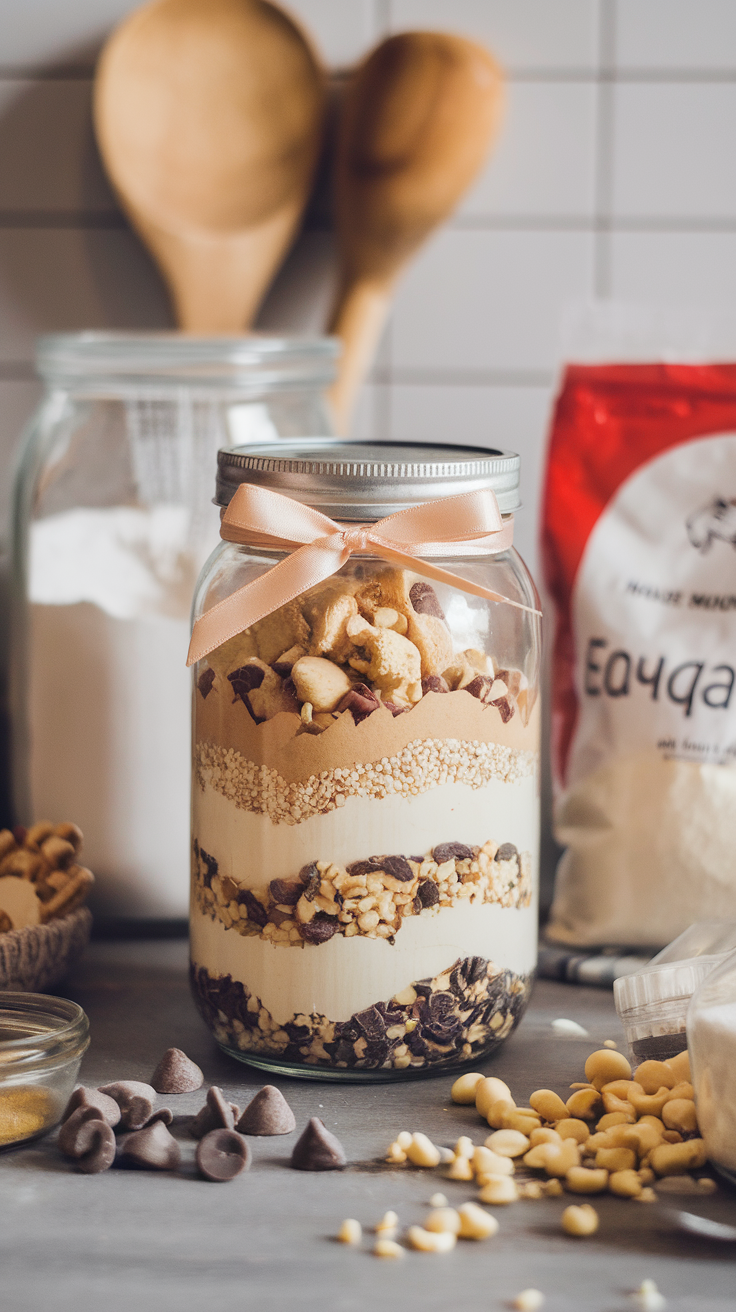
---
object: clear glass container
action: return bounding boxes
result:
[10,333,337,921]
[190,440,541,1080]
[688,947,736,1185]
[0,993,89,1146]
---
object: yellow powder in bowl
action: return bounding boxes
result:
[0,1087,57,1145]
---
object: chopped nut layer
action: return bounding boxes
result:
[192,839,532,945]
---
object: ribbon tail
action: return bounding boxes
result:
[369,541,543,618]
[187,536,349,666]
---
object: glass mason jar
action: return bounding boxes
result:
[10,333,337,920]
[688,947,736,1184]
[190,440,541,1079]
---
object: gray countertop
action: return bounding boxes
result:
[1,939,734,1312]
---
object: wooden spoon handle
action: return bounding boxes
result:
[327,277,393,435]
[131,203,302,332]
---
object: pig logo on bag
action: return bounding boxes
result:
[686,497,736,552]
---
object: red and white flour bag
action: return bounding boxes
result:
[543,331,736,947]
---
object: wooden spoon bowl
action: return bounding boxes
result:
[94,0,326,330]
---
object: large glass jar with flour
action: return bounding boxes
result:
[10,333,337,920]
[189,441,541,1078]
[688,948,736,1185]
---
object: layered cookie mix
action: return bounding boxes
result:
[191,565,539,1073]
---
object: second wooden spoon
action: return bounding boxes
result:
[328,31,504,434]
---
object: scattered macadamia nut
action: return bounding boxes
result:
[425,1207,461,1235]
[451,1072,484,1104]
[457,1202,499,1240]
[475,1076,513,1119]
[373,1238,404,1260]
[337,1219,362,1245]
[513,1291,545,1311]
[561,1203,599,1236]
[407,1225,456,1253]
[631,1279,667,1311]
[477,1175,519,1204]
[485,1128,530,1157]
[406,1133,441,1168]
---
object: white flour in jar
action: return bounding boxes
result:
[689,978,736,1180]
[27,505,197,917]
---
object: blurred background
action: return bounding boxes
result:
[3,0,736,584]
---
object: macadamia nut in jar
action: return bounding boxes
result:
[189,441,541,1078]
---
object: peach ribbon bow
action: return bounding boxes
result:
[187,483,540,666]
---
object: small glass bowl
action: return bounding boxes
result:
[0,993,89,1147]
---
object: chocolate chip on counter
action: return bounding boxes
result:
[197,668,215,699]
[189,1086,236,1139]
[236,888,269,928]
[298,915,339,945]
[196,1128,251,1182]
[73,1119,116,1175]
[494,843,519,863]
[290,1117,347,1171]
[417,879,440,908]
[421,675,449,695]
[142,1108,173,1128]
[268,878,302,907]
[58,1105,103,1157]
[63,1086,121,1129]
[150,1048,204,1095]
[409,580,446,620]
[98,1080,156,1129]
[238,1085,296,1136]
[117,1121,182,1171]
[432,842,474,864]
[334,683,380,723]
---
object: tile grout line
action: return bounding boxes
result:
[593,0,617,297]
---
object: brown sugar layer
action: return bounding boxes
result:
[196,687,539,785]
[192,838,532,946]
[190,954,532,1072]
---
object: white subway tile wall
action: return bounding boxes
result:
[1,0,736,590]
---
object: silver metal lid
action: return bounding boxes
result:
[216,439,521,520]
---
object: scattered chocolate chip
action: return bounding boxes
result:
[346,855,414,882]
[197,667,216,699]
[494,843,519,863]
[71,1118,116,1175]
[421,675,449,695]
[98,1080,156,1130]
[290,1117,347,1171]
[237,1085,296,1136]
[196,1128,251,1182]
[382,701,406,716]
[117,1121,182,1171]
[228,664,264,695]
[298,862,319,885]
[492,694,514,723]
[464,674,494,703]
[236,888,269,927]
[58,1105,103,1157]
[63,1086,121,1129]
[142,1108,173,1128]
[150,1048,204,1095]
[416,879,440,907]
[190,1086,236,1139]
[268,879,302,907]
[354,1006,385,1039]
[432,842,474,864]
[334,683,380,723]
[409,580,446,620]
[298,915,339,945]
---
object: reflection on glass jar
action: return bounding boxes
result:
[189,441,541,1080]
[11,334,337,920]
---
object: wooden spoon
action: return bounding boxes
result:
[94,0,326,331]
[328,32,504,434]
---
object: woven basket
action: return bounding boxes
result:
[0,907,92,992]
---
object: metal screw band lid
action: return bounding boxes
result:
[216,440,521,520]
